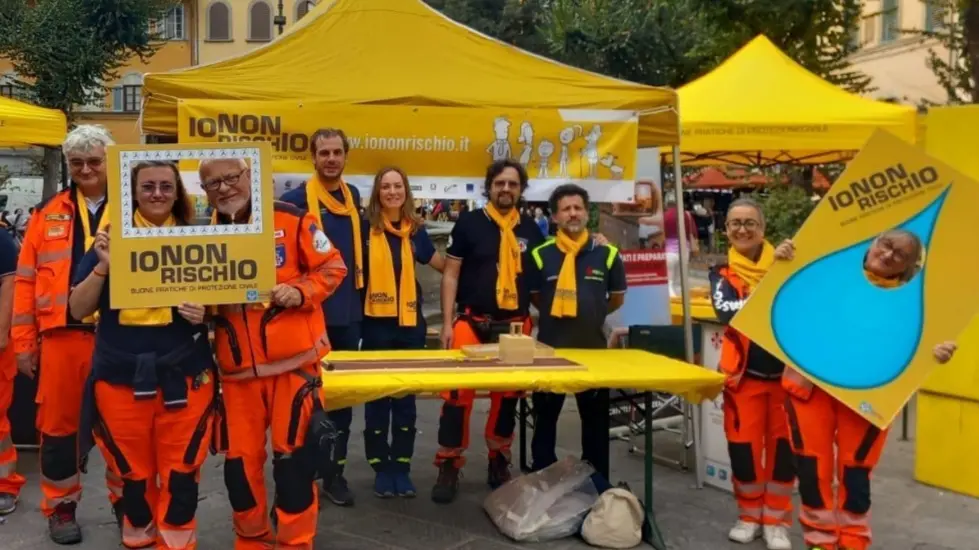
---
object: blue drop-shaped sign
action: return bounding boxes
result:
[771,188,949,390]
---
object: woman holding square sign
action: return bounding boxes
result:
[70,161,215,550]
[778,231,958,550]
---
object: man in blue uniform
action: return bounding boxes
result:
[280,128,361,507]
[526,184,626,479]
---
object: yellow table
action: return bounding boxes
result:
[670,296,716,325]
[319,348,724,410]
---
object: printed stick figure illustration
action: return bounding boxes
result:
[517,121,534,168]
[487,116,512,162]
[558,125,582,177]
[583,125,602,178]
[537,139,555,178]
[599,153,625,179]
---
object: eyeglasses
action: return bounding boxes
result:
[201,169,246,192]
[139,182,177,196]
[725,219,760,231]
[68,157,104,170]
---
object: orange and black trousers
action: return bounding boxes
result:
[220,363,321,550]
[37,328,122,516]
[785,387,887,550]
[723,376,795,527]
[434,313,531,467]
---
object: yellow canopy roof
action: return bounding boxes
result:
[142,0,678,147]
[0,96,67,147]
[677,35,917,166]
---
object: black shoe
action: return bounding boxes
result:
[48,502,83,545]
[431,460,460,504]
[487,454,512,490]
[323,474,355,507]
[112,500,124,532]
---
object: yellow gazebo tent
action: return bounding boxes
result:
[142,0,678,147]
[0,96,67,147]
[676,35,917,166]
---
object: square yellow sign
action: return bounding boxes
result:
[731,130,979,428]
[106,143,276,309]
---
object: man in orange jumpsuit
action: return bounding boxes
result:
[0,225,25,515]
[201,158,347,549]
[13,125,123,544]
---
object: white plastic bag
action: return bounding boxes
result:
[483,457,599,542]
[581,487,644,548]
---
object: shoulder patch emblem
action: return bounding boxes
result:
[517,238,528,252]
[275,243,287,267]
[313,229,332,253]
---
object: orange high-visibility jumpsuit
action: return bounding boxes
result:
[211,201,347,550]
[12,188,122,516]
[0,227,26,502]
[783,369,887,550]
[709,266,795,528]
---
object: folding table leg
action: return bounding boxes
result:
[518,397,531,473]
[642,391,667,550]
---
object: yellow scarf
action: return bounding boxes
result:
[75,187,109,324]
[364,215,417,326]
[306,174,363,289]
[551,229,590,318]
[485,204,522,310]
[865,271,901,289]
[118,211,175,326]
[728,241,775,291]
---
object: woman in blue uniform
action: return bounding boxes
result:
[361,166,444,498]
[70,160,214,550]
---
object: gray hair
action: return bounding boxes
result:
[875,229,923,282]
[726,197,766,226]
[62,124,114,157]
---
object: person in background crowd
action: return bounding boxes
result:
[0,224,24,516]
[281,128,362,507]
[203,158,348,549]
[533,206,549,237]
[526,184,626,478]
[663,194,699,297]
[361,166,445,499]
[70,161,213,550]
[708,198,794,550]
[778,230,958,550]
[13,125,122,544]
[432,160,546,504]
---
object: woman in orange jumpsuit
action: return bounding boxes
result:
[778,229,957,550]
[708,198,794,550]
[71,160,215,549]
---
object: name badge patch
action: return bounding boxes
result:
[45,214,70,221]
[274,229,285,239]
[46,225,68,238]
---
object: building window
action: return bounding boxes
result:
[150,5,185,40]
[862,16,877,46]
[207,1,232,41]
[0,74,20,100]
[926,2,949,32]
[296,0,315,21]
[249,1,273,42]
[880,0,899,43]
[112,73,143,113]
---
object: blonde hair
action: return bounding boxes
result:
[366,166,422,231]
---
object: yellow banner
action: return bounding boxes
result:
[107,143,277,309]
[176,100,639,202]
[731,130,979,428]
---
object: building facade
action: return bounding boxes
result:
[197,0,318,65]
[848,0,952,105]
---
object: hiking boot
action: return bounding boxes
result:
[728,520,761,543]
[763,525,792,550]
[431,460,460,504]
[487,454,512,490]
[48,501,83,545]
[0,492,16,515]
[373,471,395,498]
[392,471,416,498]
[323,474,355,506]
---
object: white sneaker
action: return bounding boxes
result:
[728,520,762,543]
[763,525,793,550]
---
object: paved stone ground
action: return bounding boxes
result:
[2,397,978,549]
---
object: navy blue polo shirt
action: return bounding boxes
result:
[446,208,545,319]
[0,229,17,279]
[73,249,212,363]
[526,239,627,348]
[281,183,364,326]
[362,219,436,315]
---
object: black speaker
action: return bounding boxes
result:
[10,372,39,446]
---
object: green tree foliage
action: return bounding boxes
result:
[911,0,979,103]
[760,183,817,245]
[0,0,176,117]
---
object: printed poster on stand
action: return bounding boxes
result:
[731,130,979,429]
